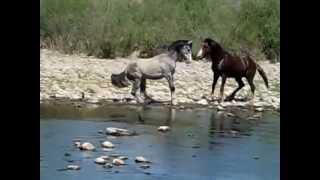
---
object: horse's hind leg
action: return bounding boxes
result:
[131,78,143,104]
[246,75,256,101]
[219,75,227,103]
[140,78,149,99]
[140,78,153,103]
[225,77,245,101]
[165,75,176,105]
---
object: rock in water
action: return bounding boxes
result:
[226,112,235,117]
[95,157,107,165]
[74,141,81,148]
[140,164,150,169]
[135,156,151,163]
[67,165,81,170]
[79,142,95,151]
[158,126,170,132]
[105,127,131,136]
[255,107,264,112]
[197,99,208,105]
[102,148,113,152]
[217,105,225,111]
[118,156,128,160]
[112,158,125,166]
[109,154,121,158]
[104,163,113,168]
[101,141,115,148]
[253,155,260,160]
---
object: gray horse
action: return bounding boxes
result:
[111,40,193,105]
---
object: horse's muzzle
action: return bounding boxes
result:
[185,60,192,64]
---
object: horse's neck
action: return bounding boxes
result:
[211,51,225,70]
[166,51,178,66]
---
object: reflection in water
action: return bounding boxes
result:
[137,106,176,126]
[40,104,280,180]
[209,111,229,138]
[208,110,258,139]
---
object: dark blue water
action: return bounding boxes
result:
[40,104,280,180]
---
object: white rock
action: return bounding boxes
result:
[112,158,125,166]
[226,112,235,117]
[217,106,225,111]
[67,165,81,170]
[158,126,170,132]
[197,99,208,105]
[74,141,81,148]
[102,148,113,152]
[135,156,151,163]
[101,141,115,148]
[255,107,264,112]
[95,157,107,164]
[106,127,130,136]
[79,142,95,151]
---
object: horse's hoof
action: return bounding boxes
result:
[225,96,234,102]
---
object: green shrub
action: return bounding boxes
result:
[40,0,279,61]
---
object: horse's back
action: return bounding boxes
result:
[223,54,253,77]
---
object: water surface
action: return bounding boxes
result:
[40,104,280,180]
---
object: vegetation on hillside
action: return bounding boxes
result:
[40,0,279,62]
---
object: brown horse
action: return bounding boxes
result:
[196,38,269,102]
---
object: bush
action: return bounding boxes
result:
[40,0,279,61]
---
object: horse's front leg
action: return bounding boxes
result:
[166,75,176,105]
[219,75,227,103]
[211,73,220,101]
[131,78,143,104]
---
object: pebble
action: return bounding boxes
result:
[106,127,131,136]
[135,156,151,163]
[109,154,121,158]
[253,155,260,160]
[197,99,208,105]
[217,106,225,111]
[102,148,113,152]
[74,141,81,148]
[79,142,95,151]
[158,126,170,132]
[192,145,201,149]
[104,163,113,168]
[255,107,264,112]
[140,164,151,169]
[118,156,128,160]
[112,158,125,166]
[95,157,107,165]
[66,165,81,170]
[101,141,115,148]
[226,112,235,117]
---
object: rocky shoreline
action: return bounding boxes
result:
[40,49,280,112]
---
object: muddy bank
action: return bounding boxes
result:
[40,49,280,111]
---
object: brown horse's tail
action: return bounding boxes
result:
[111,70,130,88]
[256,64,269,89]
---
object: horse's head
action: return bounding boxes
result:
[196,38,222,60]
[170,40,193,64]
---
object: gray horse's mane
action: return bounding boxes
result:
[168,40,192,52]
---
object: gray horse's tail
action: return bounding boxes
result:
[111,70,130,88]
[256,64,269,89]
